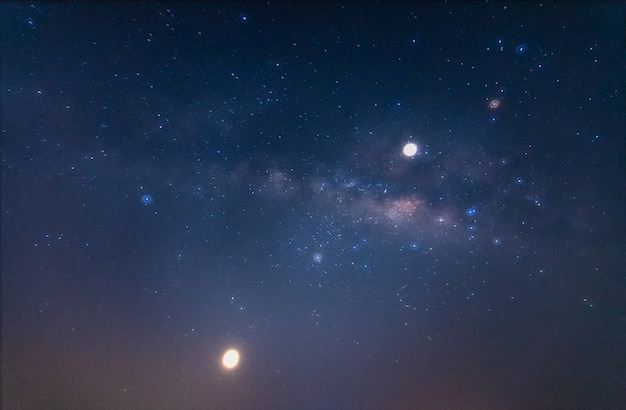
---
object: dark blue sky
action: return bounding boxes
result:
[2,3,625,409]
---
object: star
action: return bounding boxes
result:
[402,142,419,157]
[222,349,240,370]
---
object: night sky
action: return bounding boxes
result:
[2,3,626,409]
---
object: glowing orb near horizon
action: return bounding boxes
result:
[222,349,240,369]
[402,142,419,157]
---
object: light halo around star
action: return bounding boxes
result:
[402,142,419,157]
[222,349,240,370]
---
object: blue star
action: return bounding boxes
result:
[466,207,477,217]
[141,194,153,205]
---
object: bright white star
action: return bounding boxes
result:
[402,142,419,157]
[222,349,240,369]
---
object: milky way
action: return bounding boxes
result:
[2,3,625,409]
